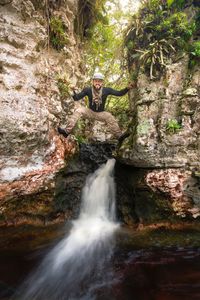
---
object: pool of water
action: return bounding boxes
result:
[112,247,200,300]
[0,224,200,300]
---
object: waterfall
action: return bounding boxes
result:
[15,158,119,300]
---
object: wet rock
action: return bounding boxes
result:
[145,169,200,218]
[113,247,200,300]
[114,162,200,222]
[115,163,174,225]
[54,142,117,219]
[0,135,78,226]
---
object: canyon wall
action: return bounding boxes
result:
[0,0,83,224]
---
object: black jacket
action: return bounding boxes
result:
[73,86,129,112]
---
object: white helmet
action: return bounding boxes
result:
[92,72,104,80]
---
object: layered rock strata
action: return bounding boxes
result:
[119,56,200,218]
[0,0,82,222]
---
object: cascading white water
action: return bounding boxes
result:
[16,158,119,300]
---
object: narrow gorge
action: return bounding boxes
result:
[0,0,199,226]
[0,1,200,299]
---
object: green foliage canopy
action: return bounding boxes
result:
[125,0,200,79]
[81,0,134,129]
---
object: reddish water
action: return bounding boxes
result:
[112,247,200,300]
[0,226,200,300]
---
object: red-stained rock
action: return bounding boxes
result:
[0,2,83,225]
[146,169,200,218]
[0,133,77,202]
[146,169,188,199]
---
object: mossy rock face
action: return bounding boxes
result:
[133,190,174,224]
[137,120,152,136]
[2,142,198,228]
[0,189,63,227]
[115,162,178,225]
[118,222,200,249]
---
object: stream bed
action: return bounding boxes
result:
[0,223,200,300]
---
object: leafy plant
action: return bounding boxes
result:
[106,96,130,129]
[75,135,86,144]
[167,0,186,9]
[57,82,69,98]
[136,39,176,79]
[166,119,181,134]
[190,41,200,58]
[50,17,68,50]
[56,73,70,98]
[125,0,199,79]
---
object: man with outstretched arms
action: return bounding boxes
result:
[58,72,136,141]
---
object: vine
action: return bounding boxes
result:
[75,0,108,40]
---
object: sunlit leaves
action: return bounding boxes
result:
[167,0,174,7]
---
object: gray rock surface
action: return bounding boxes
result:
[119,56,200,169]
[118,55,200,219]
[0,0,82,199]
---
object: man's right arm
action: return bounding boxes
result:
[72,87,89,101]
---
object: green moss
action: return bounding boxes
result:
[50,17,68,50]
[137,120,151,135]
[121,224,200,249]
[56,72,70,99]
[75,135,87,144]
[190,41,200,57]
[57,81,69,98]
[107,97,130,129]
[73,119,88,143]
[130,70,139,81]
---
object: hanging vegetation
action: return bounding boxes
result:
[125,0,200,79]
[75,0,108,40]
[49,16,69,50]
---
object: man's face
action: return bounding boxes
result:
[93,79,103,90]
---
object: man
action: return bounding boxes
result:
[58,72,135,141]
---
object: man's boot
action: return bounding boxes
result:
[57,127,69,138]
[118,131,130,143]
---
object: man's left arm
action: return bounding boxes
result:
[106,82,137,97]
